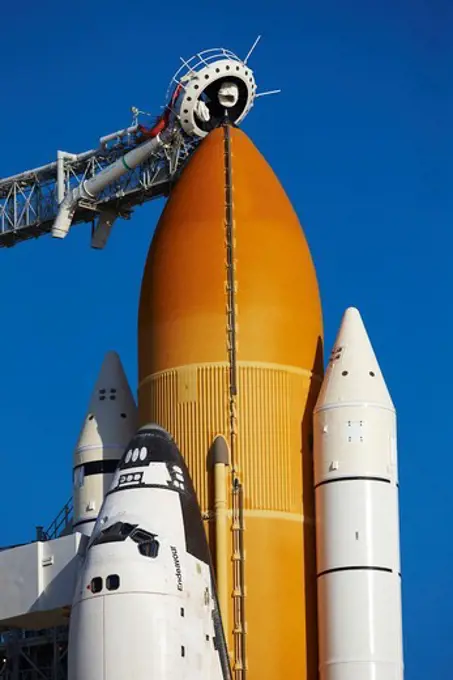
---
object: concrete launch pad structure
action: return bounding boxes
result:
[0,42,404,680]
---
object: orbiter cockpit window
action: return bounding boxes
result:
[89,522,159,557]
[131,529,152,543]
[91,522,138,546]
[130,528,160,558]
[138,539,160,558]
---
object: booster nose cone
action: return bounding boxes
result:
[315,307,394,412]
[73,351,138,534]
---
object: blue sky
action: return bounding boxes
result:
[0,0,451,676]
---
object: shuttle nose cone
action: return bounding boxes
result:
[121,423,189,469]
[315,307,394,411]
[118,424,200,507]
[117,423,211,566]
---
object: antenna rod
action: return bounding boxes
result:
[255,89,281,98]
[244,35,262,64]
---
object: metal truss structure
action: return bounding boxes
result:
[0,43,270,249]
[0,628,68,680]
[0,126,197,248]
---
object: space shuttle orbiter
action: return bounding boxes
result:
[68,424,232,680]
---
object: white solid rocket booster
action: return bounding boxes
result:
[72,351,137,535]
[313,307,403,680]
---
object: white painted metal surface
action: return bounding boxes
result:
[170,50,256,139]
[0,533,81,629]
[313,307,404,680]
[52,133,167,239]
[68,424,229,680]
[73,351,137,536]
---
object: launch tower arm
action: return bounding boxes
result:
[0,126,196,249]
[0,44,277,250]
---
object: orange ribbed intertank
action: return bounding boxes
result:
[138,126,323,680]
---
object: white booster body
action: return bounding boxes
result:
[73,351,137,535]
[313,307,404,680]
[68,424,228,680]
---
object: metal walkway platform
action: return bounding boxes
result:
[0,126,196,248]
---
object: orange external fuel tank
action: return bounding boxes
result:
[138,125,323,679]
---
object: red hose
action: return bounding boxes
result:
[137,83,183,141]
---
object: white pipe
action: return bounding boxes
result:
[57,153,65,205]
[57,151,77,204]
[81,132,167,198]
[99,125,138,146]
[52,131,170,239]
